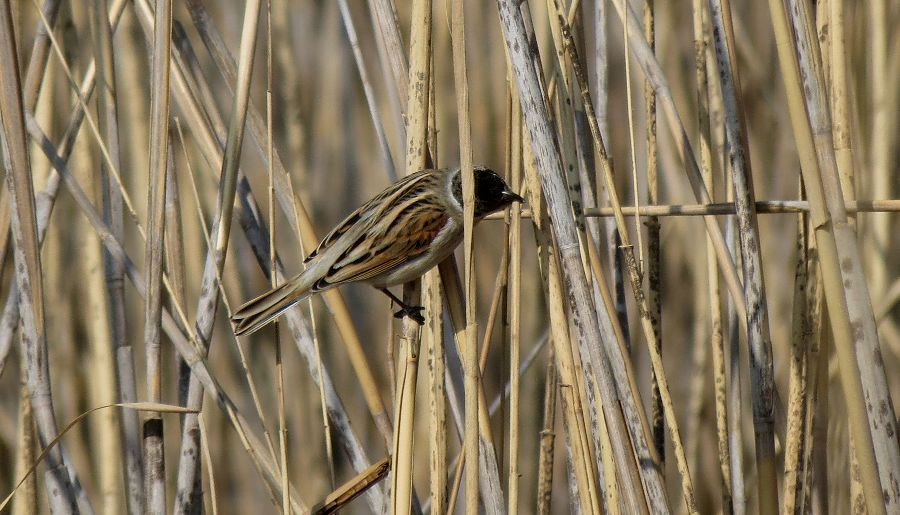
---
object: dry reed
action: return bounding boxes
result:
[0,1,897,514]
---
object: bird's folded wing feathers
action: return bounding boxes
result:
[319,207,449,285]
[305,170,436,263]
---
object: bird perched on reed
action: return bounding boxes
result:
[231,166,523,335]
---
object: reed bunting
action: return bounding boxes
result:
[232,166,523,335]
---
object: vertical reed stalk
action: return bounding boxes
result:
[691,2,732,510]
[142,0,173,510]
[450,0,481,506]
[496,1,658,512]
[643,0,664,469]
[389,0,430,512]
[767,0,900,511]
[536,353,559,515]
[424,273,446,514]
[706,1,778,509]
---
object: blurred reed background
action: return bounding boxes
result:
[0,0,897,513]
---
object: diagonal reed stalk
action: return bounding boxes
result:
[0,2,85,511]
[182,0,393,448]
[172,1,263,511]
[496,1,662,512]
[0,2,896,512]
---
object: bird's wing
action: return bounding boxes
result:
[304,169,440,263]
[311,197,449,289]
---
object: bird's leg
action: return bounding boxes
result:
[378,288,425,325]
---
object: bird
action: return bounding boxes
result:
[231,166,523,335]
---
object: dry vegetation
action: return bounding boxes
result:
[0,0,898,513]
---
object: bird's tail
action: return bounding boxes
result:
[232,276,312,336]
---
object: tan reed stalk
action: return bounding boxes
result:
[265,3,290,511]
[814,3,867,509]
[768,0,900,511]
[585,223,662,513]
[197,412,218,515]
[311,458,391,514]
[519,132,604,513]
[484,199,900,219]
[592,0,633,356]
[182,0,393,446]
[390,280,423,515]
[506,90,523,515]
[706,1,779,509]
[449,1,483,511]
[782,197,812,515]
[0,188,8,285]
[551,5,656,510]
[437,259,505,511]
[424,272,447,514]
[553,5,698,509]
[142,0,174,510]
[87,0,130,511]
[389,0,431,512]
[801,271,828,513]
[12,353,37,515]
[864,0,890,312]
[549,258,600,514]
[536,353,558,515]
[824,0,856,210]
[0,2,83,510]
[367,0,409,117]
[542,11,612,509]
[690,2,731,510]
[83,147,125,515]
[642,0,665,469]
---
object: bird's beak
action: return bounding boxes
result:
[503,191,525,204]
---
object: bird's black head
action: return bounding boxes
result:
[451,166,524,218]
